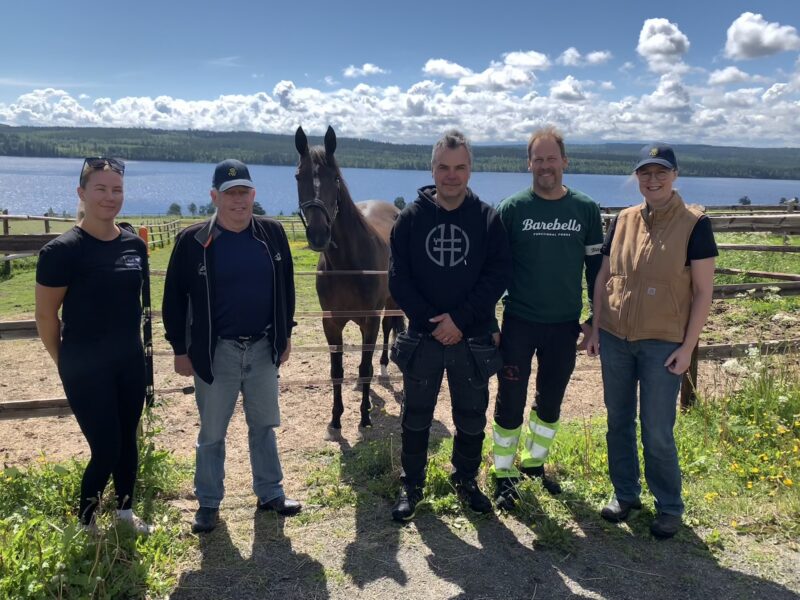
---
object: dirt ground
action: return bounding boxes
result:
[1,326,799,599]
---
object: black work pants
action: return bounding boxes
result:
[400,333,489,488]
[59,336,146,524]
[494,314,580,429]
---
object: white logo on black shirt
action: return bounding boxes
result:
[120,255,142,269]
[425,224,470,267]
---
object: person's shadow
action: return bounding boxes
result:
[170,511,329,600]
[338,380,450,589]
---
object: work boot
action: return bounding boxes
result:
[451,475,493,514]
[521,465,562,495]
[494,477,520,511]
[391,485,423,522]
[192,507,219,534]
[600,497,642,523]
[650,512,682,539]
[257,496,302,516]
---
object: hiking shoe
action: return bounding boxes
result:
[494,477,520,511]
[600,497,642,523]
[257,496,302,516]
[391,485,423,522]
[520,465,562,495]
[451,476,493,514]
[117,512,154,535]
[650,512,682,539]
[192,507,219,534]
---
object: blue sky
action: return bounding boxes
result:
[1,1,799,145]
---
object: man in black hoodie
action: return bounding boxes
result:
[388,129,512,521]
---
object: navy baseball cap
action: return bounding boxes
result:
[213,159,255,192]
[634,143,678,171]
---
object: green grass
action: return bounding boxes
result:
[0,409,194,599]
[299,353,799,553]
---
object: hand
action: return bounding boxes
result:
[492,332,501,347]
[585,330,600,357]
[174,354,194,376]
[280,339,292,365]
[577,322,592,352]
[429,313,463,346]
[665,344,693,375]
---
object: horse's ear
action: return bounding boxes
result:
[324,126,337,157]
[295,126,308,156]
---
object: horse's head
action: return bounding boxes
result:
[295,125,340,252]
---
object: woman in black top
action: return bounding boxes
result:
[35,158,152,534]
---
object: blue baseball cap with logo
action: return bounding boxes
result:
[634,143,678,171]
[212,159,255,192]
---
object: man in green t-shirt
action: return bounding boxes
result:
[492,125,603,508]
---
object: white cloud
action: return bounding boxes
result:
[586,51,613,65]
[762,82,791,103]
[324,76,339,86]
[725,12,800,60]
[556,48,612,67]
[423,59,472,79]
[503,50,550,70]
[550,76,587,102]
[637,18,690,73]
[641,74,691,113]
[459,63,533,91]
[708,66,751,86]
[557,47,581,67]
[2,52,800,147]
[343,63,388,78]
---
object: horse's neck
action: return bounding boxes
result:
[324,192,378,269]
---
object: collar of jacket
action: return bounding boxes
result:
[192,213,259,248]
[638,190,685,228]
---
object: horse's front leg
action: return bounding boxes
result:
[323,318,345,441]
[358,316,380,429]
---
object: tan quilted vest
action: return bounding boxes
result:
[599,192,704,343]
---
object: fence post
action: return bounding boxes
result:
[1,210,9,278]
[679,343,699,410]
[43,215,51,234]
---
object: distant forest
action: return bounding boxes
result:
[2,124,800,180]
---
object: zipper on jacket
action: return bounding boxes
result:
[254,221,279,364]
[203,245,214,378]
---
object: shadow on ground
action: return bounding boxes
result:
[170,513,329,600]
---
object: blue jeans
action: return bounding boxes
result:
[193,337,283,508]
[599,329,684,516]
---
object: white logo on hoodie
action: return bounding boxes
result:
[426,224,470,267]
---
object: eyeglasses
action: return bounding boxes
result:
[79,157,125,185]
[636,169,673,182]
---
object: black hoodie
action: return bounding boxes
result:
[389,185,512,337]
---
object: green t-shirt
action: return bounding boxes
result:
[497,187,603,323]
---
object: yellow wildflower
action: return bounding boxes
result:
[784,478,794,487]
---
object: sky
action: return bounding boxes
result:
[1,1,800,146]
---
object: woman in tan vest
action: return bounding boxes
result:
[586,143,717,539]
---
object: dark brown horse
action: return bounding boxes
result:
[294,126,403,439]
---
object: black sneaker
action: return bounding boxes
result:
[391,486,423,522]
[600,497,642,523]
[192,507,219,534]
[494,477,520,511]
[451,476,493,514]
[520,465,562,495]
[650,512,682,539]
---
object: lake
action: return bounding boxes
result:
[1,156,798,217]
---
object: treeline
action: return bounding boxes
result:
[1,125,800,180]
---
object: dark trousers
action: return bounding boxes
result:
[494,314,580,429]
[59,337,146,524]
[400,334,489,488]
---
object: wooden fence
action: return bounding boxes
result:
[0,208,798,417]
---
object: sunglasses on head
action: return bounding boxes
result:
[79,157,125,184]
